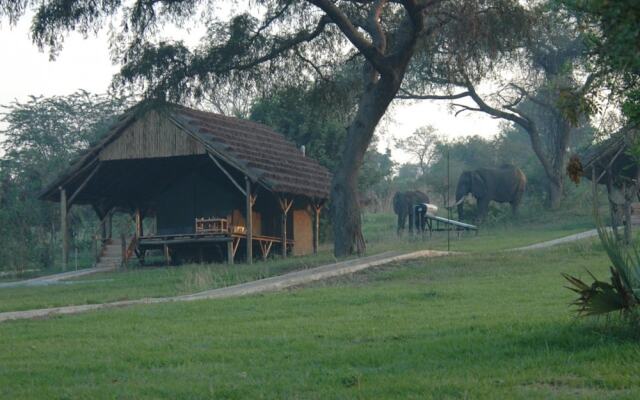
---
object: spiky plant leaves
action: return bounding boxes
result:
[610,267,638,309]
[597,223,640,292]
[563,271,629,316]
[562,272,590,292]
[564,201,640,317]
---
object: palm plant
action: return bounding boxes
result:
[563,222,640,316]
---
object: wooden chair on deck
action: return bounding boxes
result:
[195,217,229,234]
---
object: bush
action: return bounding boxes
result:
[563,224,640,319]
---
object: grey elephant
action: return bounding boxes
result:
[393,190,430,235]
[455,165,526,221]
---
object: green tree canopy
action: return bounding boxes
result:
[394,125,438,176]
[558,0,640,125]
[0,91,127,272]
[415,6,597,208]
[1,0,533,256]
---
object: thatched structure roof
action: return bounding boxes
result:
[569,126,639,185]
[171,106,331,198]
[39,103,332,202]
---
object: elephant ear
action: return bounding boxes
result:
[471,171,487,198]
[392,192,403,214]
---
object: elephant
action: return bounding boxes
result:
[393,190,430,235]
[455,165,526,221]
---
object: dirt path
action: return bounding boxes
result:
[0,266,116,289]
[0,228,604,323]
[0,250,452,323]
[509,229,598,251]
[2,226,599,290]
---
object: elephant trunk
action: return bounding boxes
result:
[393,192,404,236]
[392,192,402,215]
[455,184,468,221]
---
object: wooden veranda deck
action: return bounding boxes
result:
[137,232,294,264]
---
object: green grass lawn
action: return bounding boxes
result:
[363,208,595,253]
[0,251,341,313]
[1,239,638,399]
[0,210,594,313]
[0,252,97,283]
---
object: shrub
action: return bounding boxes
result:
[563,224,640,318]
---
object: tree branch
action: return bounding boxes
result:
[308,0,391,75]
[225,16,331,72]
[254,3,291,38]
[577,72,600,96]
[451,103,482,116]
[395,90,470,100]
[461,76,558,183]
[462,77,532,131]
[367,0,388,53]
[293,47,328,81]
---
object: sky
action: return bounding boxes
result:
[0,17,503,163]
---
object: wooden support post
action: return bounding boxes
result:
[227,240,234,265]
[279,197,293,258]
[135,208,142,238]
[121,233,127,269]
[106,211,113,240]
[245,177,253,264]
[101,217,107,242]
[94,229,100,265]
[164,244,171,266]
[281,212,287,258]
[258,239,274,260]
[605,167,621,240]
[60,187,68,271]
[313,201,323,255]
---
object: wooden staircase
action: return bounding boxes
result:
[96,240,122,269]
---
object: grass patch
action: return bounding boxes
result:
[0,252,338,313]
[363,210,594,254]
[0,252,97,283]
[1,241,638,398]
[0,210,596,313]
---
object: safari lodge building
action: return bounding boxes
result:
[40,104,331,267]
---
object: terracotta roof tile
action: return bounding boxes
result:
[39,103,332,201]
[170,106,332,199]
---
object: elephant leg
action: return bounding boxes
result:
[408,208,414,235]
[477,197,490,222]
[397,213,406,236]
[419,211,427,234]
[511,201,519,216]
[512,187,525,217]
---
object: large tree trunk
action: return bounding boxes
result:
[547,176,563,210]
[332,76,399,257]
[528,126,569,210]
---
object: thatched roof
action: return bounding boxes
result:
[169,106,332,198]
[39,103,332,202]
[570,126,639,185]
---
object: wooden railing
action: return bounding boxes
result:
[121,233,139,268]
[93,234,112,266]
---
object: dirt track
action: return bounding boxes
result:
[0,228,603,323]
[509,229,598,251]
[0,250,451,323]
